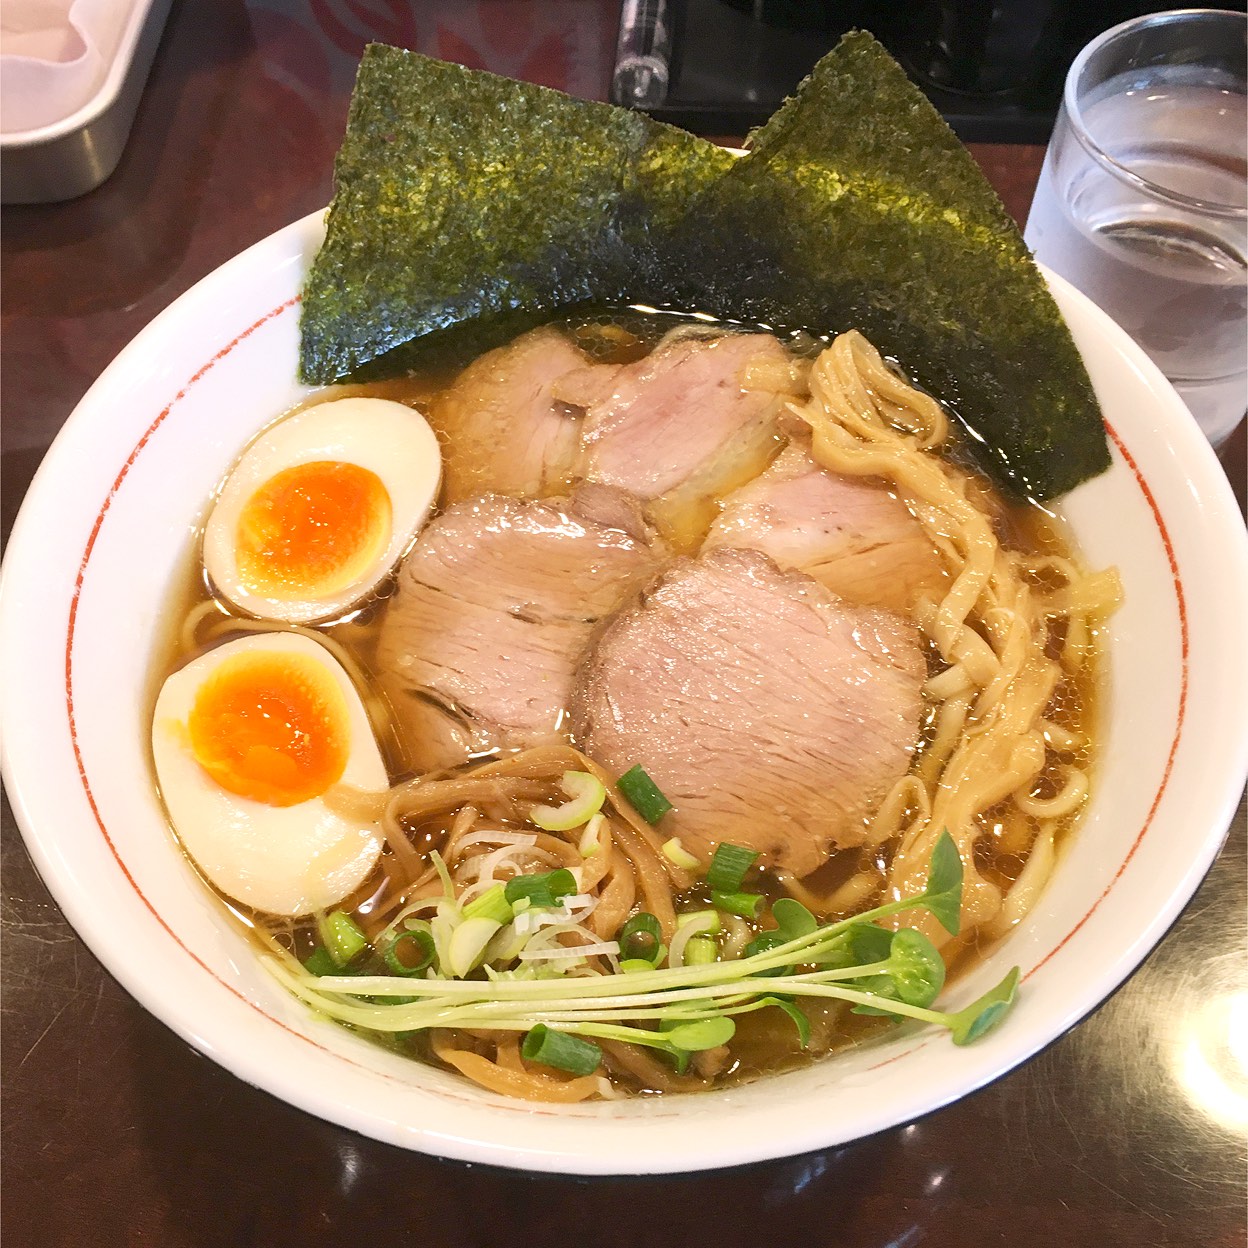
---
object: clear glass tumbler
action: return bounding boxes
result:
[1024,9,1247,446]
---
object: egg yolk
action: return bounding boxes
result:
[235,460,392,600]
[187,649,351,806]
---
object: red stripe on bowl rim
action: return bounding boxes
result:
[1022,422,1189,980]
[60,301,1190,1107]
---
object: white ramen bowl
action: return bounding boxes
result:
[2,211,1247,1175]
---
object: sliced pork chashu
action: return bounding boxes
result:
[578,331,796,546]
[572,548,925,876]
[375,491,662,773]
[704,443,947,612]
[425,326,595,502]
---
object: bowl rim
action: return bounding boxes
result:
[3,208,1247,1173]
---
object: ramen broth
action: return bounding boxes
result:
[152,307,1108,1095]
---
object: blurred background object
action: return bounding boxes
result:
[611,0,1248,140]
[1024,8,1246,447]
[0,0,173,203]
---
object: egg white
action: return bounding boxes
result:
[151,632,388,917]
[203,397,441,624]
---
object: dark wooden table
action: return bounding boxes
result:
[3,4,1245,1246]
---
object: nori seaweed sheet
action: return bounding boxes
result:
[299,46,735,383]
[300,37,1110,501]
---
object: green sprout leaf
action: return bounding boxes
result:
[268,824,1023,1070]
[743,930,793,976]
[851,928,944,1016]
[921,831,964,936]
[771,897,818,940]
[758,996,812,1048]
[948,967,1021,1045]
[659,1016,736,1052]
[504,868,577,910]
[849,923,894,965]
[887,928,947,1008]
[926,830,963,896]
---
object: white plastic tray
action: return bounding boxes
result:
[1,0,172,204]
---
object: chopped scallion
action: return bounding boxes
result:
[616,765,673,824]
[618,912,663,963]
[463,883,514,925]
[302,947,340,977]
[447,916,503,978]
[619,958,658,974]
[661,836,700,870]
[706,843,759,893]
[744,930,791,976]
[521,1024,602,1076]
[676,909,721,934]
[711,890,764,919]
[382,928,435,976]
[272,832,1020,1070]
[579,813,605,858]
[531,771,607,831]
[684,935,718,965]
[504,868,577,910]
[318,910,369,968]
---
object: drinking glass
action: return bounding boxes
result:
[1024,9,1247,447]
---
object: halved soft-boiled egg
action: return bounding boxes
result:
[203,397,441,624]
[152,632,387,916]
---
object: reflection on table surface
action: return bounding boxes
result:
[2,3,1245,1245]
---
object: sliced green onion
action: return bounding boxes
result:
[504,868,577,910]
[661,836,700,870]
[302,947,340,977]
[616,765,673,824]
[706,843,759,893]
[430,849,455,901]
[463,884,514,925]
[619,958,658,974]
[676,908,721,934]
[382,928,435,976]
[447,916,503,978]
[270,831,1017,1062]
[521,1024,602,1075]
[683,935,718,966]
[618,912,663,963]
[712,890,764,919]
[318,911,369,968]
[579,813,605,858]
[669,910,720,967]
[531,771,607,831]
